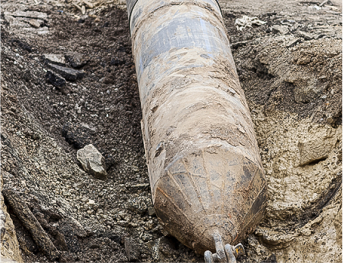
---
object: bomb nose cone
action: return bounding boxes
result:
[153,146,267,254]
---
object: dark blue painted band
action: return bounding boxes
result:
[125,0,223,30]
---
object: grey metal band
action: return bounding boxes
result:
[125,0,223,28]
[125,0,138,22]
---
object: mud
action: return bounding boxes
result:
[1,0,341,262]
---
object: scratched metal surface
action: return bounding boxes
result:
[126,0,267,254]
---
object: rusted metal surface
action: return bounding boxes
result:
[125,0,267,254]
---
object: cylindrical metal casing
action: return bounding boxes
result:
[125,0,267,254]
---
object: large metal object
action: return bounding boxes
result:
[125,0,267,259]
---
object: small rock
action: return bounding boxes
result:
[126,183,150,192]
[75,103,82,114]
[271,25,289,35]
[46,70,66,88]
[235,15,266,31]
[65,52,88,68]
[298,138,334,166]
[4,11,48,20]
[46,63,84,81]
[148,207,156,216]
[77,144,107,180]
[285,38,301,48]
[43,54,66,65]
[88,199,95,205]
[261,254,277,263]
[28,19,42,28]
[297,30,315,40]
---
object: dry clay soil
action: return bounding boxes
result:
[1,0,342,262]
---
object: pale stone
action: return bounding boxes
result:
[271,25,289,35]
[77,144,107,180]
[28,19,42,28]
[298,138,334,166]
[43,54,66,65]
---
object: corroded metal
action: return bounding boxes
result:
[204,233,244,262]
[125,0,267,255]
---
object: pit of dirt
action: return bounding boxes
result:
[1,0,341,262]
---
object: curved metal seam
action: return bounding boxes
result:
[166,170,193,207]
[128,0,223,35]
[127,0,139,28]
[156,187,193,224]
[201,149,216,212]
[239,184,267,233]
[182,158,210,216]
[130,2,225,40]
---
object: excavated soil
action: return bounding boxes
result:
[1,0,342,262]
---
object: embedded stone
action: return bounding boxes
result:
[77,144,107,180]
